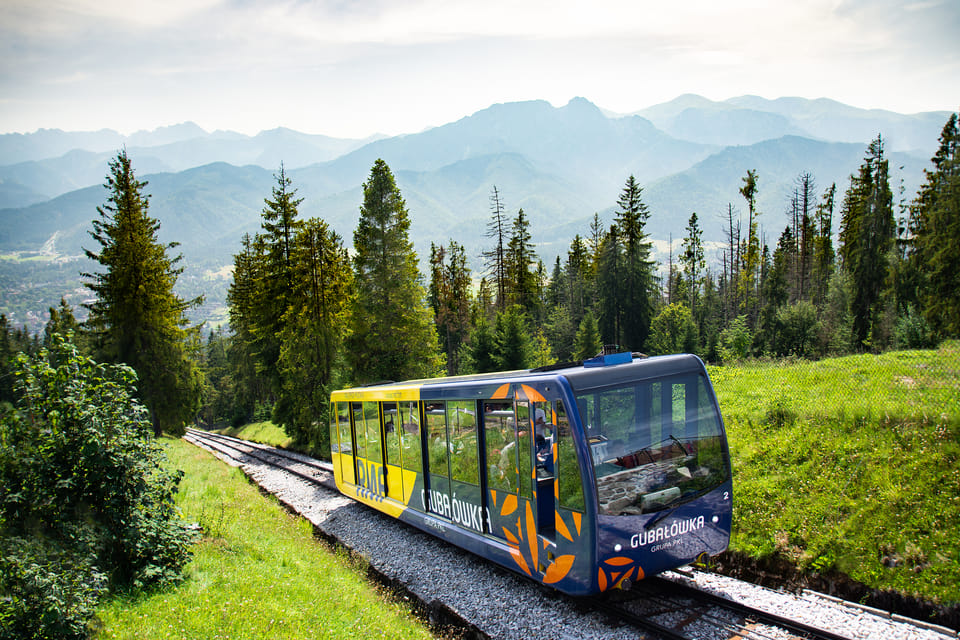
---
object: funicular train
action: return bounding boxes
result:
[329,352,732,596]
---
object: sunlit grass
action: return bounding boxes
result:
[213,420,293,448]
[709,342,960,603]
[95,439,435,640]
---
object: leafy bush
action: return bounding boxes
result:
[648,302,698,355]
[894,306,935,349]
[0,336,197,638]
[719,315,752,362]
[774,301,821,357]
[0,535,106,640]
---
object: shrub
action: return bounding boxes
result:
[720,315,752,363]
[775,301,821,357]
[0,336,196,638]
[648,302,698,355]
[894,306,935,349]
[0,535,107,640]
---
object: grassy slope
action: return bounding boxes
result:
[213,420,293,448]
[95,438,434,640]
[709,342,960,603]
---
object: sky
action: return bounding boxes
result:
[1,0,957,139]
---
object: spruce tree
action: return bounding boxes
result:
[275,218,352,446]
[483,186,509,310]
[430,240,472,374]
[909,111,960,337]
[616,175,656,350]
[348,159,442,383]
[505,208,539,315]
[465,316,497,374]
[226,233,266,423]
[738,170,762,323]
[680,213,705,315]
[547,256,565,309]
[83,150,201,436]
[596,176,657,351]
[812,183,837,309]
[565,234,591,323]
[254,165,304,397]
[572,310,602,360]
[493,305,534,370]
[794,173,817,301]
[595,225,622,346]
[838,135,895,349]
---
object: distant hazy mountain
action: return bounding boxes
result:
[634,94,950,153]
[0,95,949,330]
[0,125,379,208]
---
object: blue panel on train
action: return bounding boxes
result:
[583,351,632,367]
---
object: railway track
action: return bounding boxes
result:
[184,429,954,640]
[184,428,336,491]
[588,576,854,640]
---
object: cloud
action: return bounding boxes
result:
[0,0,956,135]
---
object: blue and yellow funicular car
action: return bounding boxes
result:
[329,352,732,595]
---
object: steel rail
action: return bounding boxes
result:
[184,428,336,491]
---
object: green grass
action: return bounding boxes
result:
[94,438,435,640]
[213,420,293,448]
[710,341,960,603]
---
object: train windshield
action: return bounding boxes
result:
[577,373,729,516]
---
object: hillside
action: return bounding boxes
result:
[711,343,960,605]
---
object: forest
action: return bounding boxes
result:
[0,111,957,457]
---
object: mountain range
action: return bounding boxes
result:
[0,95,951,331]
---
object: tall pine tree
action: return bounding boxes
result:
[430,240,472,375]
[839,135,895,349]
[348,159,442,383]
[909,111,960,337]
[83,150,201,435]
[483,186,509,311]
[738,170,762,324]
[596,176,656,351]
[275,218,352,446]
[505,208,539,315]
[255,164,304,398]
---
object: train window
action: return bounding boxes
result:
[425,402,449,479]
[556,400,585,511]
[516,401,533,497]
[383,402,400,468]
[363,401,382,464]
[400,401,422,474]
[485,401,517,493]
[578,374,729,516]
[351,402,365,460]
[447,400,478,485]
[329,403,339,454]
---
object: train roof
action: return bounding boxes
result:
[339,353,706,396]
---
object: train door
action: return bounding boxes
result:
[331,401,355,485]
[483,400,538,563]
[352,401,385,498]
[424,402,450,517]
[397,401,424,507]
[446,401,483,533]
[380,402,406,503]
[532,400,556,549]
[422,400,484,533]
